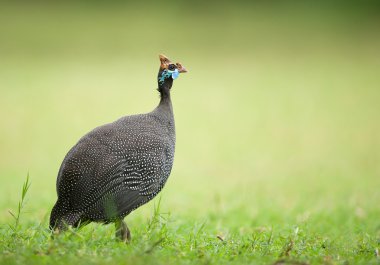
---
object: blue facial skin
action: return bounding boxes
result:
[158,69,179,85]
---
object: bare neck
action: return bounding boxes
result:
[154,79,174,119]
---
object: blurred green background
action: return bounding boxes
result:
[0,0,379,236]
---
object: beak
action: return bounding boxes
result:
[179,66,188,73]
[176,62,188,73]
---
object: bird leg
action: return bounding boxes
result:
[115,220,131,243]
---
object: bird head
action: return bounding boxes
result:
[157,54,187,88]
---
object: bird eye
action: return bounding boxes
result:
[168,64,176,70]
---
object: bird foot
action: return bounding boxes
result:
[115,220,131,243]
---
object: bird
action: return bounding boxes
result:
[49,54,187,242]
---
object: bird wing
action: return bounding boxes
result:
[61,149,166,221]
[78,150,166,222]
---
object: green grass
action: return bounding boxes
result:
[1,2,380,264]
[1,176,379,265]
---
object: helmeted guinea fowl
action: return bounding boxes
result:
[49,54,187,241]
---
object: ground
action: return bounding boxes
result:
[0,2,379,264]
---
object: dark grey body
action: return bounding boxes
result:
[49,101,175,229]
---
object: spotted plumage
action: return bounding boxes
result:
[49,54,187,241]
